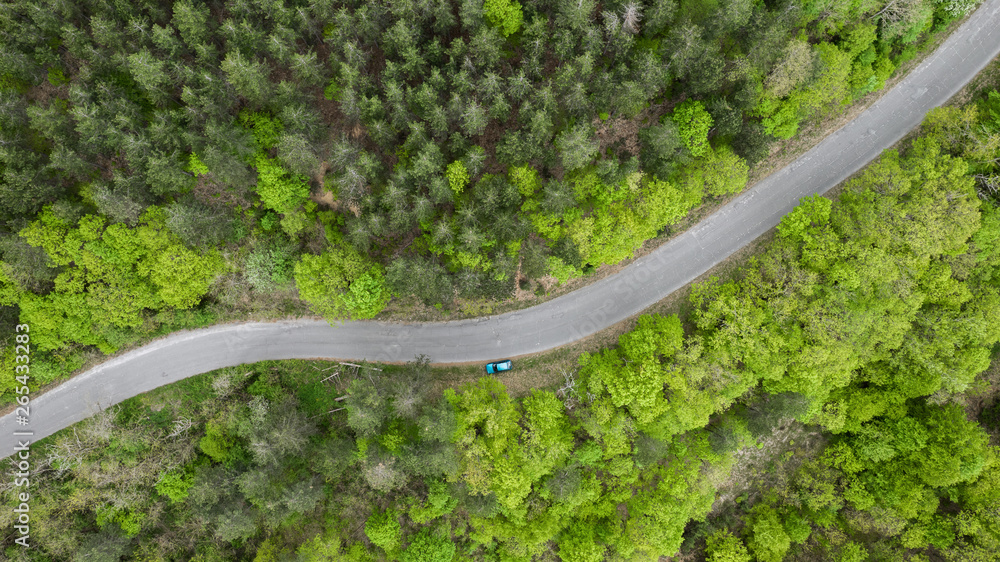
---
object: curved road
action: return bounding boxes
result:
[4,1,1000,458]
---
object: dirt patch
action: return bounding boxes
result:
[512,278,534,301]
[593,114,642,157]
[192,174,253,210]
[313,160,330,186]
[311,185,363,217]
[315,88,343,127]
[23,76,67,106]
[311,188,337,208]
[709,421,827,517]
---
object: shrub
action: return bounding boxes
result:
[255,155,310,214]
[446,160,470,195]
[294,247,391,321]
[341,269,392,319]
[199,421,234,463]
[484,0,523,37]
[671,100,714,157]
[401,529,455,562]
[745,506,791,562]
[364,509,401,553]
[187,153,209,176]
[156,469,195,504]
[705,529,752,562]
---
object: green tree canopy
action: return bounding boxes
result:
[293,244,390,321]
[18,207,224,352]
[672,100,714,157]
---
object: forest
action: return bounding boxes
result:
[0,0,983,398]
[2,67,999,561]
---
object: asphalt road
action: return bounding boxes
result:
[4,1,1000,458]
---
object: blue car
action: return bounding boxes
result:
[485,360,513,374]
